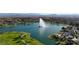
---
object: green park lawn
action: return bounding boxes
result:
[0,32,42,45]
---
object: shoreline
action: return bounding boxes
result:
[48,25,79,45]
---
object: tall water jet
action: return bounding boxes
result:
[39,18,46,27]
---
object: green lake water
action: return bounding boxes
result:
[0,22,65,45]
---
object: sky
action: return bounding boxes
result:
[0,0,79,14]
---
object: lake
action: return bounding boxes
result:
[0,22,65,45]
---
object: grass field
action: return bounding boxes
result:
[0,32,42,45]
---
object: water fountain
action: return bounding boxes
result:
[39,18,46,35]
[39,18,46,28]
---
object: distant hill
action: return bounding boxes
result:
[0,13,79,18]
[0,13,46,17]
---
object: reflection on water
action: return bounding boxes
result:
[39,27,46,36]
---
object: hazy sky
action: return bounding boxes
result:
[0,0,79,14]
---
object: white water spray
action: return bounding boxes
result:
[39,18,46,27]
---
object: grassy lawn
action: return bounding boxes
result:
[0,32,42,45]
